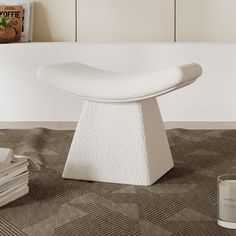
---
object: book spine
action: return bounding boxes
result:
[0,181,28,197]
[0,172,28,193]
[0,186,29,207]
[0,167,28,184]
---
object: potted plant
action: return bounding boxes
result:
[0,15,16,43]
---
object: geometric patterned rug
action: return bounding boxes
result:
[0,128,236,236]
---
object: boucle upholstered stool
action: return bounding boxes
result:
[37,62,202,186]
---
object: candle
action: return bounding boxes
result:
[218,175,236,229]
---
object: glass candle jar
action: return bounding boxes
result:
[218,174,236,229]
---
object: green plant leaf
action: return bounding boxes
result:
[0,14,12,29]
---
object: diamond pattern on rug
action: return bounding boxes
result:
[137,189,185,224]
[0,216,26,236]
[0,128,236,235]
[54,215,137,236]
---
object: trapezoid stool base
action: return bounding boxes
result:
[62,98,174,186]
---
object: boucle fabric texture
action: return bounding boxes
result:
[62,99,174,185]
[0,128,236,235]
[37,62,202,102]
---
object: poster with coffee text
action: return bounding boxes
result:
[0,5,23,41]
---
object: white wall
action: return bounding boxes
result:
[177,0,236,42]
[77,0,174,42]
[31,0,77,42]
[27,0,236,43]
[1,43,236,122]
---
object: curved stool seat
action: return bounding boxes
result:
[37,62,202,186]
[37,62,202,102]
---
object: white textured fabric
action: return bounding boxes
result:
[37,62,202,102]
[37,61,202,185]
[63,98,174,186]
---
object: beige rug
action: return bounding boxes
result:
[0,128,236,236]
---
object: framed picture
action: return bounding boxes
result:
[0,0,33,41]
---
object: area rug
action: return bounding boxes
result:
[0,128,236,236]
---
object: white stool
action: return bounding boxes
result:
[37,62,202,186]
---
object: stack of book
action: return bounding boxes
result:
[0,148,29,207]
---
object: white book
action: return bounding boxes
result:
[0,181,27,197]
[0,148,12,169]
[0,185,29,207]
[0,156,28,175]
[0,172,28,193]
[0,160,28,175]
[0,167,28,185]
[0,0,33,41]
